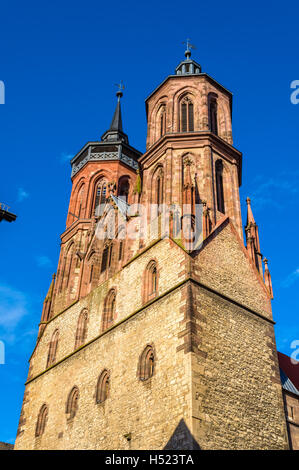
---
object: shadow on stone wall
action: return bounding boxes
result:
[163,419,201,450]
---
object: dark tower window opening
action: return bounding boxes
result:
[159,107,166,137]
[119,241,123,261]
[208,93,218,135]
[118,178,130,202]
[215,159,225,213]
[101,245,109,273]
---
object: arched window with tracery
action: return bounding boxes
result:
[66,386,79,421]
[96,369,110,403]
[215,159,225,213]
[143,260,159,303]
[208,93,218,135]
[179,96,194,132]
[94,179,108,216]
[102,288,116,331]
[35,404,48,437]
[74,309,88,350]
[46,329,59,368]
[118,177,130,203]
[138,345,155,381]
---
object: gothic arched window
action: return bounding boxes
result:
[208,93,218,135]
[215,159,225,213]
[66,386,79,421]
[180,96,194,132]
[102,289,116,331]
[96,370,110,403]
[138,345,155,381]
[143,260,159,303]
[46,329,59,368]
[35,404,48,437]
[74,309,88,350]
[94,179,108,216]
[159,106,166,138]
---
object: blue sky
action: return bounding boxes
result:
[0,0,298,444]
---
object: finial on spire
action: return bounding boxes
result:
[182,38,196,59]
[101,85,128,144]
[115,81,125,100]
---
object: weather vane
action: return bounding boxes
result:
[115,81,125,100]
[182,39,196,58]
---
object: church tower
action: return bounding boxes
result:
[15,47,289,450]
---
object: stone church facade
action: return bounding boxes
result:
[14,49,289,450]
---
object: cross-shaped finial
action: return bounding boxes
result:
[182,39,196,58]
[115,81,125,100]
[116,80,125,92]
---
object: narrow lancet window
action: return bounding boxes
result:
[74,309,88,349]
[66,386,79,420]
[209,93,218,135]
[215,159,225,213]
[96,370,110,403]
[46,329,59,368]
[138,345,155,381]
[35,404,48,437]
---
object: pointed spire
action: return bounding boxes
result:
[109,90,123,132]
[263,258,273,299]
[101,83,129,144]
